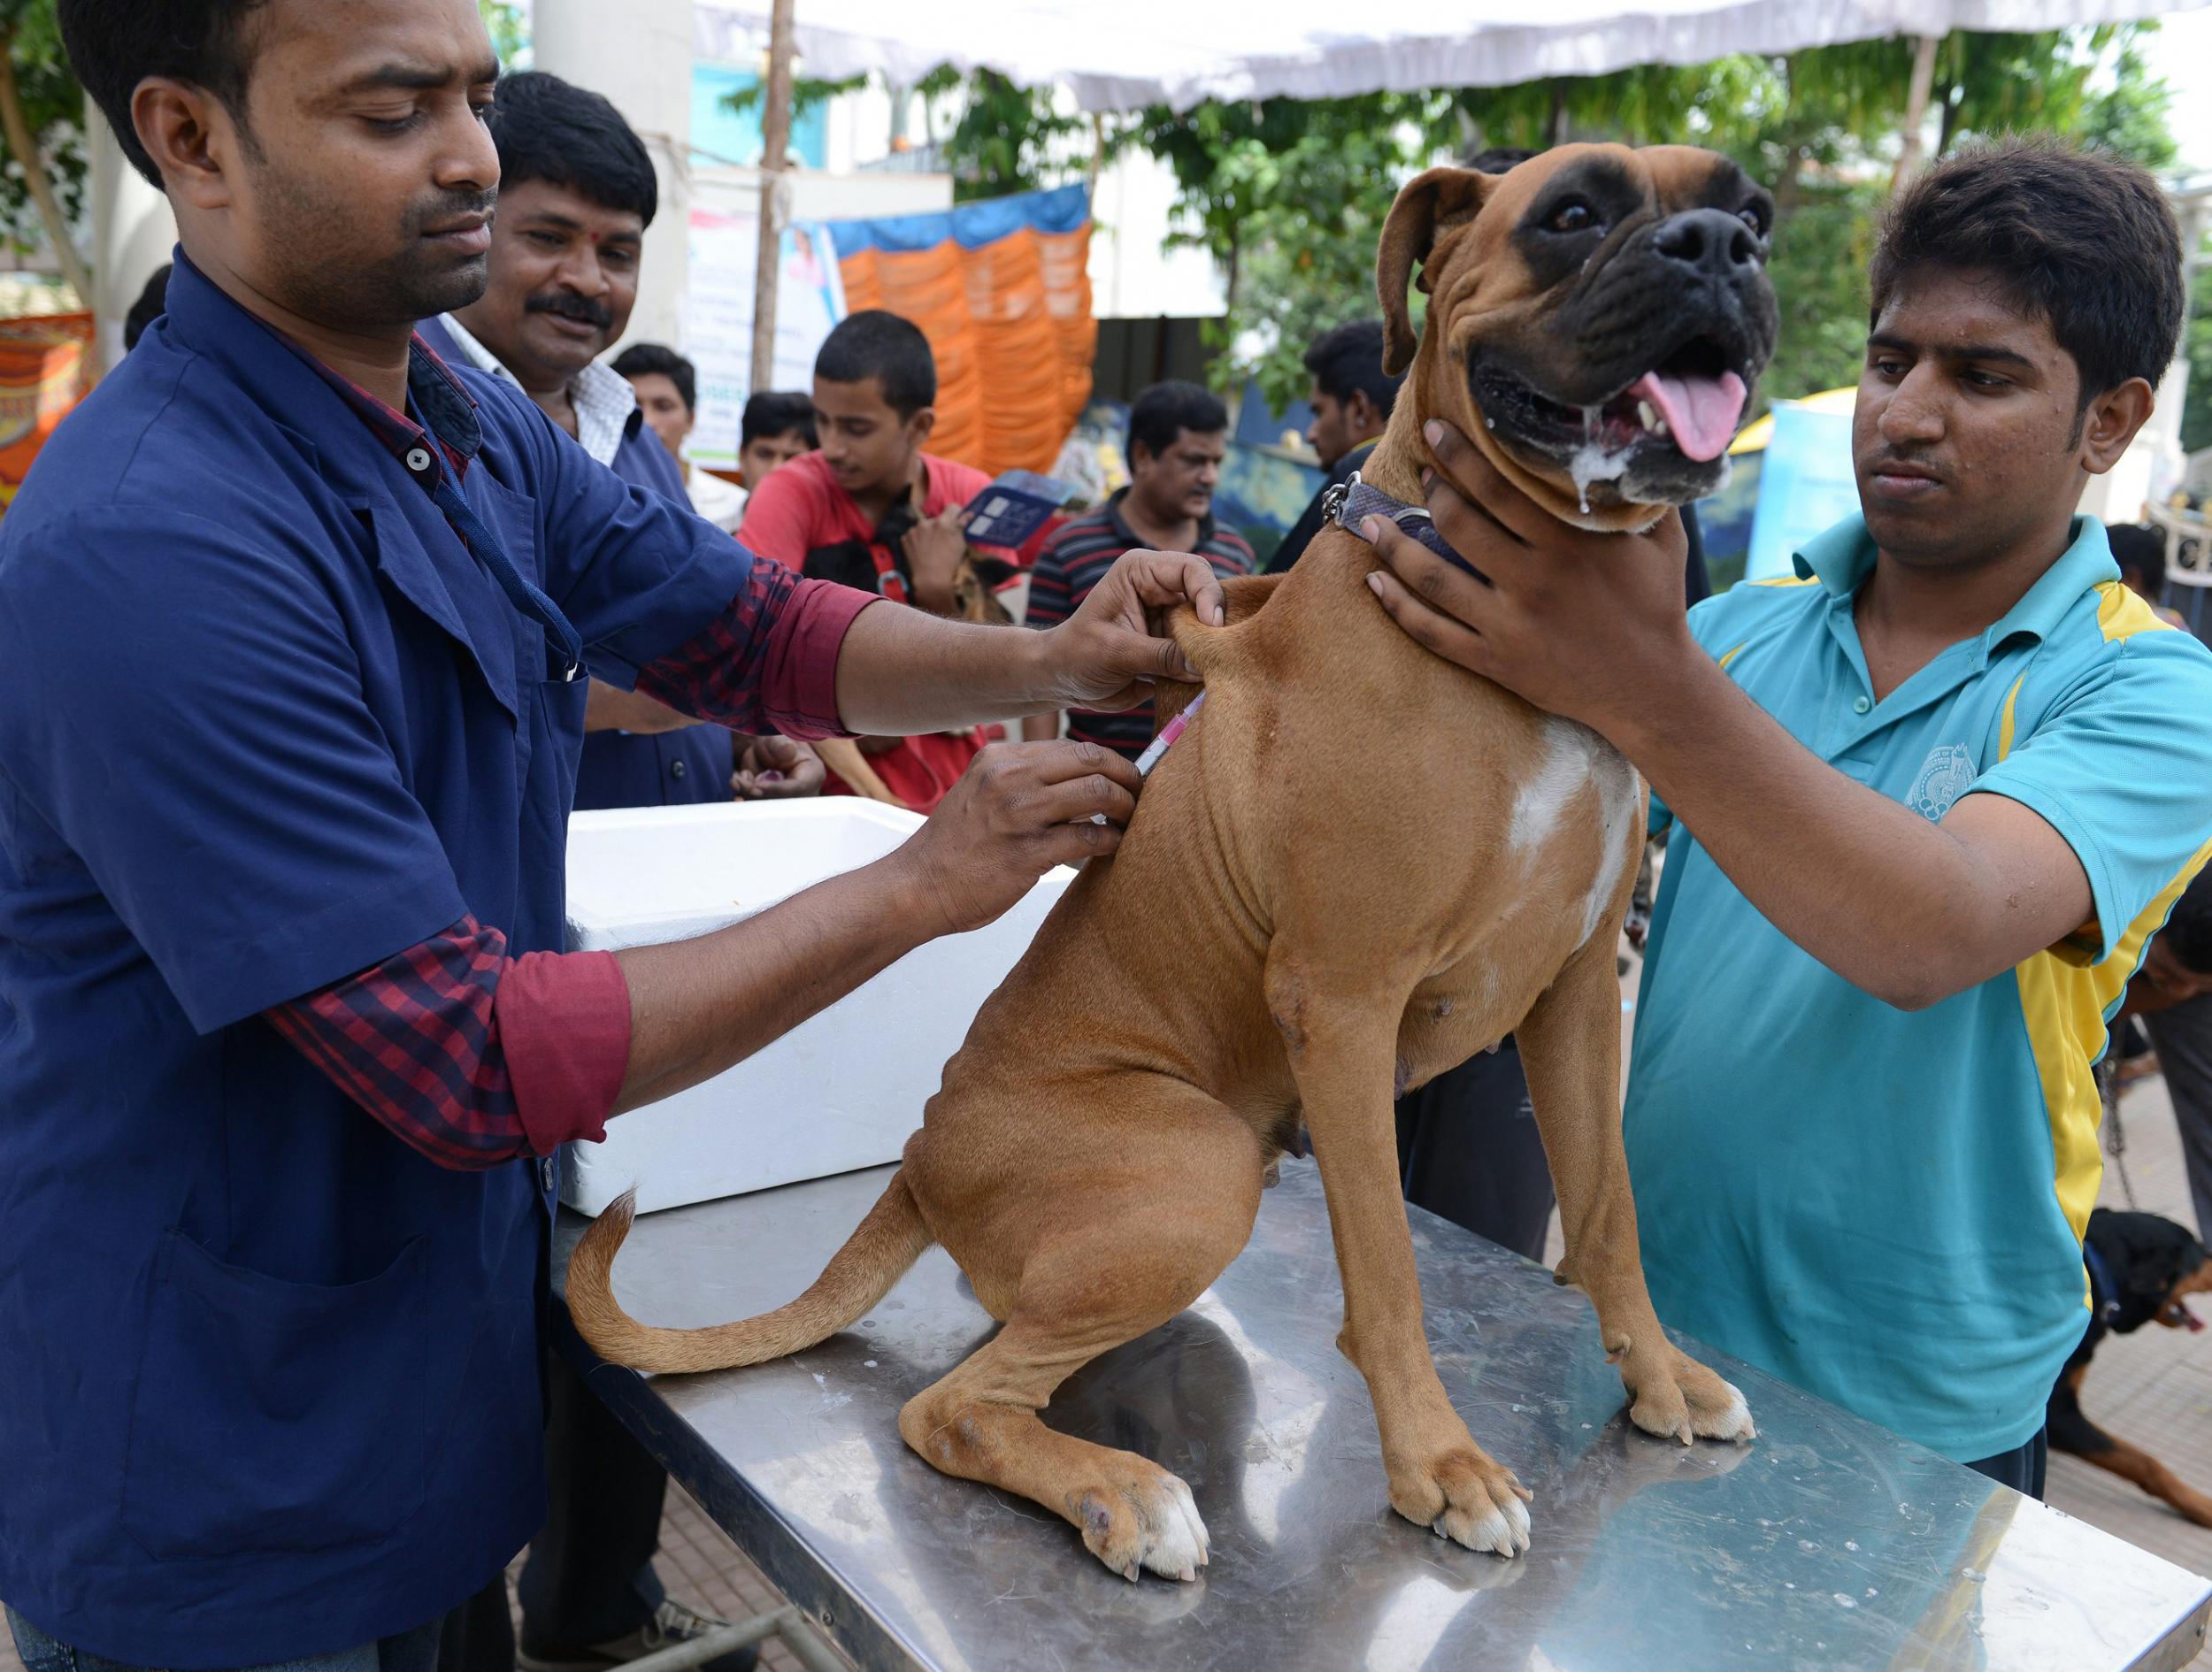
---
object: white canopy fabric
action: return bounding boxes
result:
[694,0,2209,111]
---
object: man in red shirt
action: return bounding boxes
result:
[739,310,996,617]
[740,311,1010,809]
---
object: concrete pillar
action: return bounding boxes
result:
[86,104,175,374]
[531,0,693,354]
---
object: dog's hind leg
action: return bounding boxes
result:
[2078,1435,2212,1527]
[2053,1370,2212,1526]
[898,1101,1264,1581]
[1516,936,1754,1446]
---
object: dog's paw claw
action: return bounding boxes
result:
[1689,1377,1755,1444]
[1436,1487,1534,1557]
[1076,1466,1210,1583]
[1624,1349,1755,1448]
[1394,1447,1533,1559]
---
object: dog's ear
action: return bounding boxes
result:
[1377,166,1495,376]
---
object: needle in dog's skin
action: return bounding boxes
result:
[1090,690,1207,825]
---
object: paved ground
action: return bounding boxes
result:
[11,1040,2212,1671]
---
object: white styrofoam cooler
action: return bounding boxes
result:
[562,799,1073,1216]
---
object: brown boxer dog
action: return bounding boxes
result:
[568,144,1778,1581]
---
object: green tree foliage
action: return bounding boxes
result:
[479,0,529,65]
[2184,262,2212,457]
[918,27,2180,418]
[940,71,1088,202]
[1124,94,1454,405]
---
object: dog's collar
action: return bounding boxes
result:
[2084,1239,2122,1325]
[1325,471,1484,580]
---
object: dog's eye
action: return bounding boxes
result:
[1738,204,1770,238]
[1544,198,1598,235]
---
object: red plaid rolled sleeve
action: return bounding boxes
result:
[634,561,873,741]
[267,916,629,1170]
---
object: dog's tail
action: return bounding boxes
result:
[565,1171,933,1375]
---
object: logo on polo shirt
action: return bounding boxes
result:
[1909,743,1978,821]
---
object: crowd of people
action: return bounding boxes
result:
[10,1,2212,1669]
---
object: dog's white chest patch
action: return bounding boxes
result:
[1577,739,1642,949]
[1508,718,1598,853]
[1507,718,1640,950]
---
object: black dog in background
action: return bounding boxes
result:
[2048,1208,2212,1524]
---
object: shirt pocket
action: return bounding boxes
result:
[120,1227,430,1558]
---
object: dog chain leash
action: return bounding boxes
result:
[2100,1055,2144,1211]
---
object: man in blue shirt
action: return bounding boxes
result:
[1365,141,2212,1496]
[0,4,1222,1668]
[414,71,784,1672]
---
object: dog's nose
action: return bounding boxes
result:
[1652,209,1762,279]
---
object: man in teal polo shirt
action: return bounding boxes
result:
[1364,139,2212,1497]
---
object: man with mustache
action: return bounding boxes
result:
[427,73,657,472]
[1365,141,2212,1501]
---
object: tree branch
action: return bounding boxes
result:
[0,25,94,308]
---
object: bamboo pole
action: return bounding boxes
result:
[749,0,797,395]
[1891,34,1942,194]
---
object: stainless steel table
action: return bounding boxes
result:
[553,1162,2212,1672]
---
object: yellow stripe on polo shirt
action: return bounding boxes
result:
[2096,579,2177,644]
[1998,671,2026,759]
[2004,624,2212,1272]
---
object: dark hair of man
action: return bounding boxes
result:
[1303,318,1404,423]
[1465,146,1539,176]
[743,390,818,449]
[1127,380,1228,464]
[1869,140,2184,426]
[815,311,936,419]
[2106,523,2168,594]
[611,341,695,412]
[60,0,270,189]
[487,71,657,228]
[2165,866,2212,977]
[122,263,173,352]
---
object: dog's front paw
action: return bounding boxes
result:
[1068,1460,1210,1583]
[1389,1446,1533,1557]
[1621,1343,1755,1446]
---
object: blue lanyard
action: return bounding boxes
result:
[413,413,584,681]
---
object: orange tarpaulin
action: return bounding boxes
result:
[0,312,92,523]
[832,186,1094,479]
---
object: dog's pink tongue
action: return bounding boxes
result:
[1629,368,1747,463]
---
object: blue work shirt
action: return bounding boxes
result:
[0,255,757,1661]
[414,312,735,812]
[1627,514,2212,1461]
